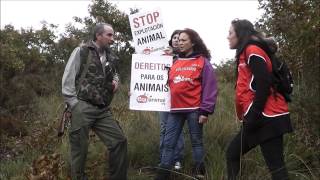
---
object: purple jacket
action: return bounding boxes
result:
[200,56,218,116]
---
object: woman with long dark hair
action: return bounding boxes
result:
[155,28,218,179]
[226,19,293,180]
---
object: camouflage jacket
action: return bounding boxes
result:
[62,41,119,108]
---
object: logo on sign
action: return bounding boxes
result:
[137,94,148,103]
[143,48,152,55]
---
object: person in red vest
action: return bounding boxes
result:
[226,19,293,180]
[155,28,218,180]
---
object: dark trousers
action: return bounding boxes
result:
[226,131,289,180]
[69,100,128,180]
[159,112,184,163]
[160,111,204,168]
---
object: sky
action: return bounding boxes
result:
[1,0,263,64]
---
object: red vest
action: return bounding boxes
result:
[169,56,204,111]
[235,45,289,120]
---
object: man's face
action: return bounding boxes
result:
[96,25,114,48]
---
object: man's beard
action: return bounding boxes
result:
[99,44,110,53]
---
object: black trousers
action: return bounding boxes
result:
[226,130,289,180]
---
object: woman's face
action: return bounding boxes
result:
[171,33,180,48]
[179,32,193,55]
[227,25,238,49]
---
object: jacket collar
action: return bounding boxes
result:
[179,52,202,59]
[242,39,273,56]
[86,41,111,54]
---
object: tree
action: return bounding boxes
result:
[64,0,135,82]
[0,23,60,116]
[257,0,320,173]
[0,0,136,118]
[214,59,236,83]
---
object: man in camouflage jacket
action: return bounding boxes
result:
[62,23,127,180]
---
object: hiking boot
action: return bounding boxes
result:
[192,163,206,179]
[174,161,182,171]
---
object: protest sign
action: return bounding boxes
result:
[129,54,172,111]
[129,8,168,55]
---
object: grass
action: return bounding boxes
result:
[0,82,319,179]
[0,147,42,179]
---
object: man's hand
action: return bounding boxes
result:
[198,115,208,124]
[112,80,119,93]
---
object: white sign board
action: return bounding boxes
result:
[129,8,168,55]
[129,54,173,111]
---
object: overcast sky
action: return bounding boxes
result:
[1,0,263,64]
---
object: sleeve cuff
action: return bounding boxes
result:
[199,110,209,117]
[64,96,79,109]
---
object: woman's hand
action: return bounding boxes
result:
[163,46,173,55]
[198,115,208,124]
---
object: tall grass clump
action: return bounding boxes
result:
[0,92,65,179]
[111,83,160,168]
[203,82,238,179]
[1,80,319,179]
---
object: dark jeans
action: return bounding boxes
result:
[226,130,289,180]
[69,100,128,180]
[159,112,184,163]
[160,111,204,168]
